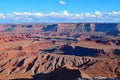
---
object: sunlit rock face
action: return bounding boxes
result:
[0,23,119,34]
[57,23,118,34]
[117,24,120,32]
[90,23,95,32]
[80,23,86,32]
[57,23,77,33]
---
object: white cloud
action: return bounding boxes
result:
[12,12,43,18]
[84,12,93,17]
[46,12,59,17]
[0,13,5,19]
[44,10,71,18]
[95,11,103,17]
[32,13,43,18]
[61,10,72,17]
[108,11,120,16]
[59,0,66,5]
[72,14,83,19]
[62,10,69,15]
[0,11,120,22]
[5,12,43,20]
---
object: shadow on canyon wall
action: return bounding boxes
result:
[12,66,81,80]
[43,44,120,57]
[43,44,105,57]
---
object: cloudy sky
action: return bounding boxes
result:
[0,0,120,23]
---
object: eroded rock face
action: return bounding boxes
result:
[57,23,77,33]
[56,44,105,56]
[90,23,95,32]
[42,44,117,57]
[81,23,86,32]
[117,24,120,32]
[0,33,32,42]
[0,25,6,32]
[0,52,120,79]
[0,23,119,35]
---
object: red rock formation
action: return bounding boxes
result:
[90,23,95,32]
[81,23,86,32]
[57,23,76,33]
[0,33,32,42]
[117,24,120,32]
[0,25,6,32]
[0,23,119,80]
[0,52,120,79]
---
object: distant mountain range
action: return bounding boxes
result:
[0,23,120,36]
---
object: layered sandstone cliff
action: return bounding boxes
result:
[0,23,119,35]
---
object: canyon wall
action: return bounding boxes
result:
[117,24,120,32]
[0,23,119,35]
[57,23,77,33]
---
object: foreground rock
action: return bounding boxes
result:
[0,51,120,79]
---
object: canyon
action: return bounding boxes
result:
[0,23,120,80]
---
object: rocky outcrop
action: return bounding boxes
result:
[57,23,118,34]
[42,24,57,32]
[0,52,120,79]
[117,24,120,32]
[42,44,116,57]
[57,23,77,33]
[57,44,105,56]
[0,33,32,42]
[0,25,6,32]
[90,23,95,32]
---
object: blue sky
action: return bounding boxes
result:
[0,0,120,23]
